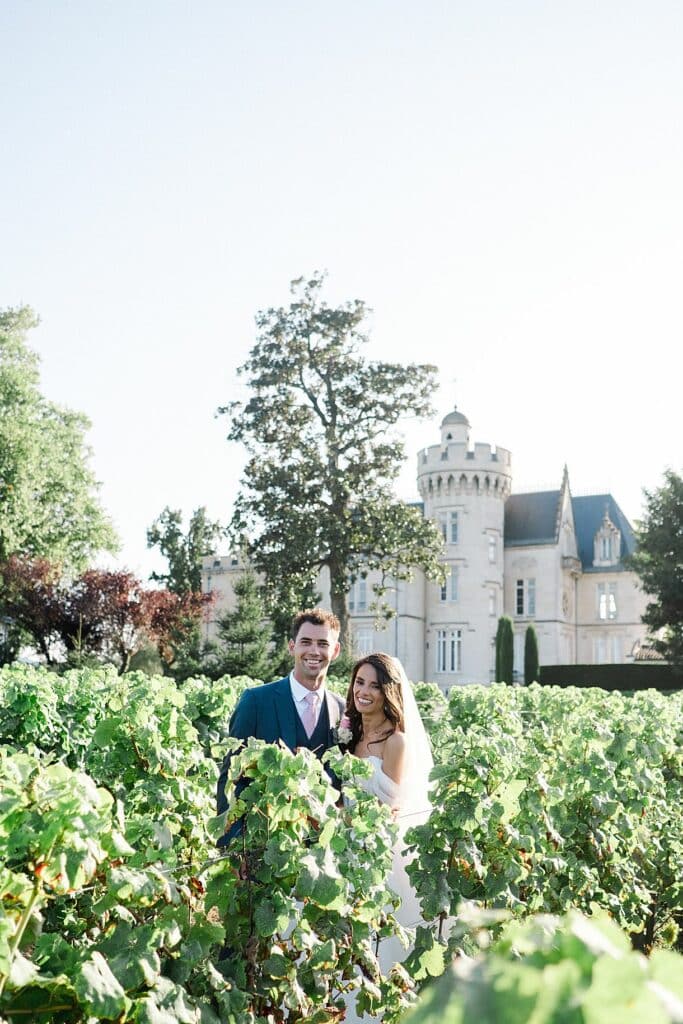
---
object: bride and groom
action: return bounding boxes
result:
[216,607,433,834]
[215,608,433,963]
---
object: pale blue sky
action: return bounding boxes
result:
[2,2,681,578]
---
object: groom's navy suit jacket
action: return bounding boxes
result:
[215,676,345,829]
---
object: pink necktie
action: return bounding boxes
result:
[302,692,320,738]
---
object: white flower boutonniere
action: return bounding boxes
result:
[333,716,353,748]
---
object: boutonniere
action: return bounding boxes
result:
[333,715,353,748]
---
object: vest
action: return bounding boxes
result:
[294,694,330,755]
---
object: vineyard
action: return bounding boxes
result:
[1,665,682,1023]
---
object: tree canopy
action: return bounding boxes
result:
[0,555,211,673]
[0,307,117,569]
[628,468,683,673]
[219,273,444,639]
[147,506,224,594]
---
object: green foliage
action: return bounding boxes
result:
[1,665,682,1022]
[147,505,224,594]
[208,741,417,1021]
[0,306,118,570]
[406,905,683,1023]
[628,469,683,673]
[524,623,540,685]
[409,683,683,954]
[0,666,419,1022]
[219,273,445,640]
[494,616,514,683]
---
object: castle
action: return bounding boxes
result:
[202,406,649,687]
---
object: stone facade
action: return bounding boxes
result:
[202,406,650,689]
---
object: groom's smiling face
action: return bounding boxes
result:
[289,623,341,689]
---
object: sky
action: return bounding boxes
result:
[2,1,681,581]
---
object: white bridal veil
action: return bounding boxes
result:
[390,657,434,823]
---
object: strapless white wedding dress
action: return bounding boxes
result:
[357,756,424,931]
[344,756,426,1023]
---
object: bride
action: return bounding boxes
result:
[343,652,434,1020]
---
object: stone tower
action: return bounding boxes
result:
[416,406,512,684]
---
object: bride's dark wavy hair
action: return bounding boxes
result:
[345,652,405,752]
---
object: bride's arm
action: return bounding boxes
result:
[382,731,406,785]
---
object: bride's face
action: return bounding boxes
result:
[353,663,384,716]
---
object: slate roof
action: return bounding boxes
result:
[503,490,637,572]
[571,493,637,572]
[504,490,561,547]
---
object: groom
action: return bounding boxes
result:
[215,607,345,835]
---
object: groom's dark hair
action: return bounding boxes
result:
[290,607,340,640]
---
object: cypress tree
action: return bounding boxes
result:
[495,616,514,683]
[524,623,540,685]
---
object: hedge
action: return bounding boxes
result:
[538,662,681,691]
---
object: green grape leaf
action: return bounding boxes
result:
[73,951,131,1019]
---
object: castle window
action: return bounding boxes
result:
[488,535,497,563]
[516,578,536,616]
[489,588,496,616]
[593,513,621,566]
[349,577,367,612]
[593,633,621,663]
[440,566,459,602]
[353,628,373,655]
[436,629,462,672]
[597,583,617,620]
[449,511,459,543]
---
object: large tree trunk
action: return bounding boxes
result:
[328,569,349,649]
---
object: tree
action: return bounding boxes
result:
[147,506,224,594]
[144,586,214,676]
[206,570,272,680]
[0,557,212,673]
[0,307,117,569]
[628,469,683,673]
[524,623,540,685]
[495,616,514,683]
[219,273,445,641]
[146,506,223,679]
[0,556,63,664]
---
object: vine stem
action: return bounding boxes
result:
[0,867,46,999]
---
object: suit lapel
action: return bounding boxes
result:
[273,676,297,750]
[325,691,342,733]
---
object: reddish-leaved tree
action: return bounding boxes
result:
[0,557,214,673]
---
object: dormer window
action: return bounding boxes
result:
[593,510,621,566]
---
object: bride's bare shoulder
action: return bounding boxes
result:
[382,730,406,783]
[385,729,406,753]
[384,730,406,763]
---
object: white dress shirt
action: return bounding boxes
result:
[289,672,325,728]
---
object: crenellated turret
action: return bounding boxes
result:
[418,408,512,502]
[417,406,511,685]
